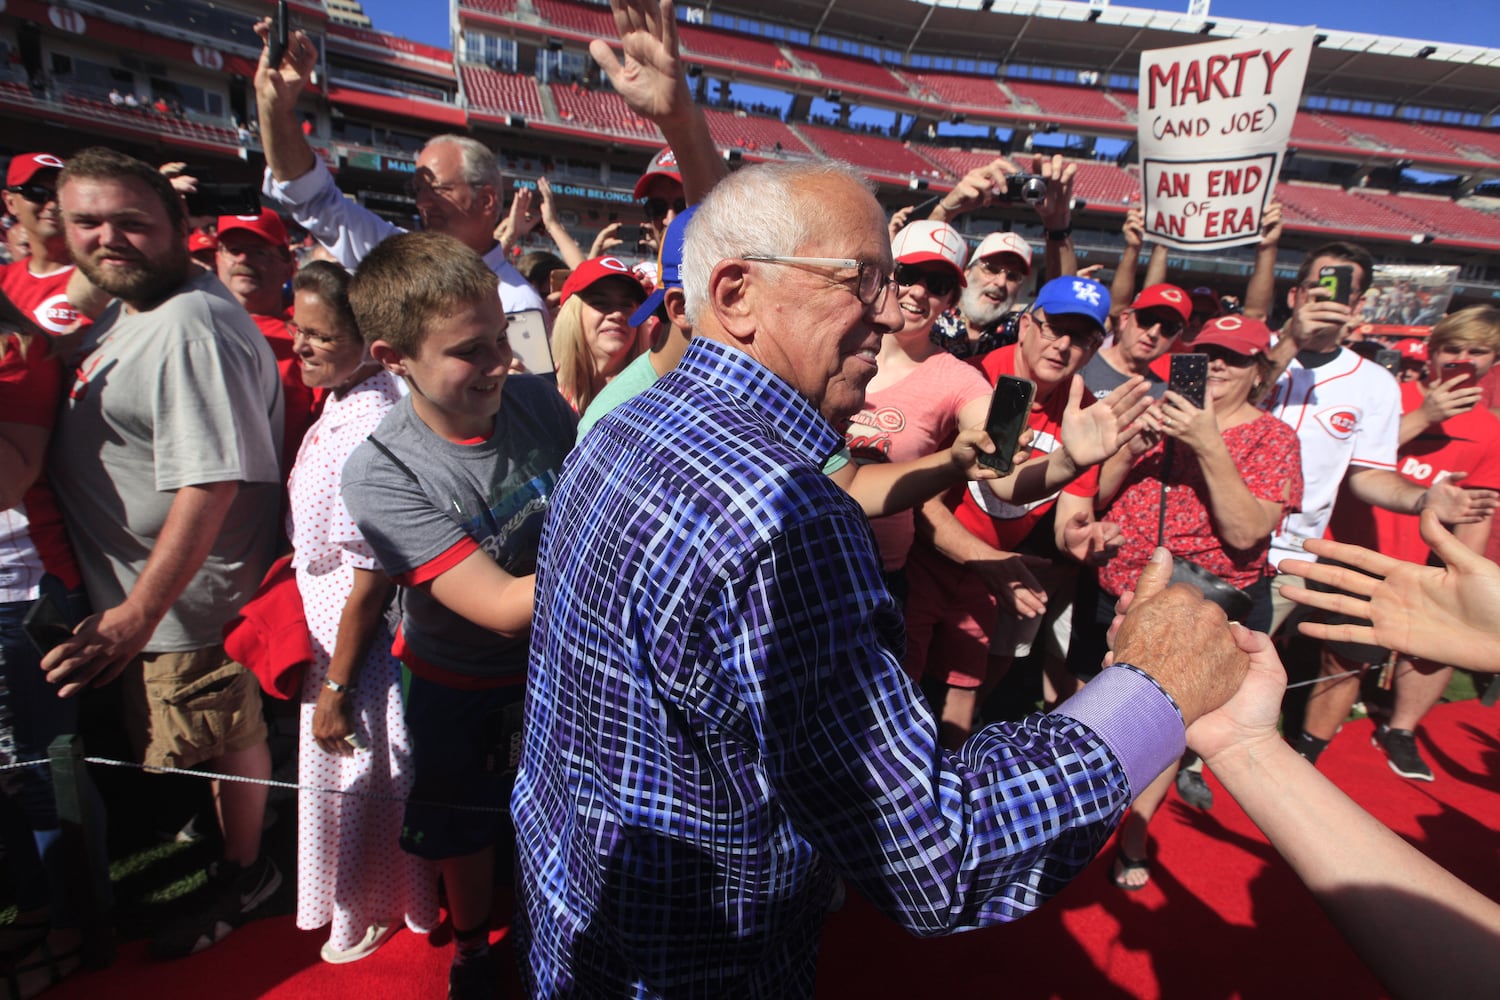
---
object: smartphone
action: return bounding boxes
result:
[1375,348,1401,377]
[22,594,72,657]
[505,309,554,376]
[979,375,1035,475]
[1318,264,1355,307]
[1169,353,1209,409]
[614,224,647,246]
[1439,361,1478,390]
[267,0,289,67]
[184,183,262,218]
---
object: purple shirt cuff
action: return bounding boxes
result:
[1052,664,1185,799]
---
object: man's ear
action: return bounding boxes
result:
[370,339,409,376]
[1,192,17,219]
[709,259,755,344]
[663,287,691,332]
[478,184,501,228]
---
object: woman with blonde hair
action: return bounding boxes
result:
[551,256,647,415]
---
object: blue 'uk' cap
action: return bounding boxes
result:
[629,204,698,328]
[1030,276,1112,333]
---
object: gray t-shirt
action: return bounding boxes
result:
[1081,352,1167,401]
[341,374,575,683]
[51,270,284,652]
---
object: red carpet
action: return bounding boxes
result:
[48,700,1500,999]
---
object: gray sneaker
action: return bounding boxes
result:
[149,855,284,958]
[1174,768,1214,810]
[1374,726,1434,782]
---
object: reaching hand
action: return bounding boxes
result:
[1061,510,1123,566]
[1421,472,1500,525]
[970,550,1051,619]
[931,157,1014,222]
[590,0,692,126]
[947,427,1002,482]
[537,176,564,230]
[1187,624,1288,765]
[588,221,626,259]
[1259,201,1284,247]
[253,20,317,114]
[1122,205,1145,249]
[1111,547,1250,726]
[1279,509,1500,672]
[158,162,198,195]
[1060,373,1151,468]
[1156,387,1222,458]
[888,204,914,242]
[1284,284,1355,349]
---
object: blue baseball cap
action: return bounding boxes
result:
[1030,276,1112,334]
[629,204,698,328]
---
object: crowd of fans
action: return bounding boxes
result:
[2,1,1499,998]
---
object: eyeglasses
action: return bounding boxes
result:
[6,183,56,205]
[642,196,686,221]
[406,177,476,198]
[1132,309,1185,339]
[743,255,895,311]
[972,257,1025,283]
[1029,312,1103,350]
[288,321,356,350]
[217,240,282,261]
[894,263,958,298]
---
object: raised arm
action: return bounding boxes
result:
[1109,207,1145,322]
[1032,154,1078,279]
[253,20,319,183]
[1241,201,1282,322]
[590,0,727,205]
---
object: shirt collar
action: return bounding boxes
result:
[675,337,844,466]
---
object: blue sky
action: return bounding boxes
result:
[357,0,1500,52]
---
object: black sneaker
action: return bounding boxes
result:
[1174,768,1214,810]
[149,855,283,959]
[1291,731,1329,765]
[448,949,499,1000]
[1374,726,1434,782]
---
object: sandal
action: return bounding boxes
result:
[2,937,82,1000]
[1112,850,1151,892]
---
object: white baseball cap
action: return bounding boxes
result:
[891,220,968,286]
[972,231,1033,274]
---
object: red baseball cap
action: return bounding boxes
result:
[891,221,967,286]
[1190,286,1222,318]
[1194,314,1272,356]
[6,152,65,188]
[633,147,682,201]
[558,256,646,309]
[1130,283,1191,323]
[216,209,288,248]
[1400,339,1428,364]
[187,230,219,254]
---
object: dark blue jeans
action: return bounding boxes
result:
[0,575,98,924]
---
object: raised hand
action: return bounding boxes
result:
[1060,373,1151,467]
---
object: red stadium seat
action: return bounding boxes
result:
[786,46,909,96]
[1005,80,1130,124]
[461,65,545,120]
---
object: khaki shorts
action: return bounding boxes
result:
[121,645,267,770]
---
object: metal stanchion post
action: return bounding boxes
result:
[47,735,114,970]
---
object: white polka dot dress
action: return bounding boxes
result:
[287,370,439,952]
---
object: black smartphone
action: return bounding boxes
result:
[184,183,262,218]
[22,594,72,658]
[267,0,289,67]
[1439,361,1478,390]
[505,309,554,376]
[979,375,1035,475]
[1169,353,1209,409]
[1318,264,1355,307]
[1375,348,1401,377]
[614,224,647,246]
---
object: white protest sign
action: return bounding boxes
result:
[1138,27,1315,251]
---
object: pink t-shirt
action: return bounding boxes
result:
[845,352,990,570]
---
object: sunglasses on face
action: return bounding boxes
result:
[894,263,958,298]
[6,183,56,205]
[1201,345,1256,368]
[1133,310,1185,338]
[641,196,686,220]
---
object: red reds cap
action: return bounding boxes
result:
[1400,339,1428,364]
[891,220,968,286]
[559,256,647,309]
[1193,314,1271,356]
[971,231,1032,274]
[1130,283,1192,323]
[187,230,219,254]
[216,209,288,248]
[6,153,65,188]
[632,147,682,200]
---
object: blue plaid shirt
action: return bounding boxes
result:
[514,337,1184,998]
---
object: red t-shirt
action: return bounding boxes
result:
[1332,379,1500,566]
[951,345,1099,551]
[0,260,85,335]
[0,332,80,595]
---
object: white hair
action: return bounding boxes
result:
[681,161,873,325]
[422,134,503,193]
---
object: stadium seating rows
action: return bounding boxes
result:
[458,0,518,16]
[901,71,1012,111]
[461,66,546,120]
[1005,80,1130,123]
[549,82,659,139]
[786,46,910,94]
[531,0,616,37]
[799,123,942,180]
[703,107,812,156]
[676,24,791,71]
